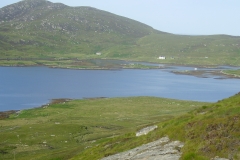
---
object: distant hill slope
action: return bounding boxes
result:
[0,0,240,66]
[0,0,154,57]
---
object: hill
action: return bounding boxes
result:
[0,97,208,160]
[0,0,240,66]
[0,0,154,59]
[1,94,239,160]
[74,93,240,160]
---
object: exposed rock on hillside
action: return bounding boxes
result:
[101,136,184,160]
[0,0,152,35]
[136,125,158,136]
[0,0,67,22]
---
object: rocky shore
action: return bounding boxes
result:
[0,110,18,120]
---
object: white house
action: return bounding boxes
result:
[158,56,166,60]
[96,52,102,56]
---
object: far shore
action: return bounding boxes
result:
[0,58,240,79]
[1,58,240,70]
[172,69,240,79]
[2,60,240,79]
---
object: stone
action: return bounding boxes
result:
[102,136,184,160]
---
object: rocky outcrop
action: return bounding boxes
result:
[101,136,184,160]
[212,157,229,160]
[0,0,153,37]
[0,0,66,22]
[136,125,158,136]
[0,110,18,120]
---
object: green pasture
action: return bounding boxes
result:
[0,97,208,160]
[74,93,240,160]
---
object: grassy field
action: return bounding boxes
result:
[0,97,209,160]
[74,93,240,160]
[222,69,240,77]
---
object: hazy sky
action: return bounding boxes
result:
[1,0,240,36]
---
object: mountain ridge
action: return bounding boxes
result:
[0,0,154,36]
[0,0,67,22]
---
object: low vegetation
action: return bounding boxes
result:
[1,93,240,160]
[157,93,240,160]
[0,97,208,160]
[74,93,240,160]
[223,69,240,77]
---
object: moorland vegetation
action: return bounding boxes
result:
[0,0,240,69]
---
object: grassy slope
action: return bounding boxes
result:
[1,1,240,67]
[74,93,240,160]
[130,33,240,66]
[158,93,240,160]
[1,31,240,67]
[0,97,208,160]
[0,0,153,60]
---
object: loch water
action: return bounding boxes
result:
[1,66,240,111]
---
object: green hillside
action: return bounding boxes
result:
[0,0,154,59]
[134,34,240,66]
[0,0,240,66]
[74,93,240,160]
[1,94,239,160]
[0,97,208,160]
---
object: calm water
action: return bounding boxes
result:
[1,66,240,111]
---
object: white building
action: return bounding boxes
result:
[158,56,166,60]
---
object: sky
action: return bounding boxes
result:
[1,0,240,36]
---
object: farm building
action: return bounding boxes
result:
[158,56,166,60]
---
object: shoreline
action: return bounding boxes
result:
[1,62,240,73]
[0,97,111,120]
[172,70,240,79]
[1,58,240,69]
[0,110,19,120]
[0,98,73,120]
